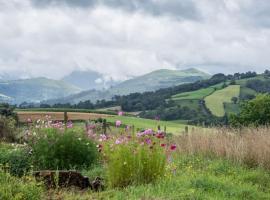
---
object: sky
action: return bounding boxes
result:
[0,0,270,80]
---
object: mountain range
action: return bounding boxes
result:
[0,68,210,105]
[44,68,210,105]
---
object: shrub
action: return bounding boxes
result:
[229,94,270,127]
[30,128,98,170]
[101,131,174,188]
[0,170,44,200]
[0,117,17,142]
[0,144,32,177]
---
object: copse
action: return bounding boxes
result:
[229,94,270,127]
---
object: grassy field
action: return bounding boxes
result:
[106,115,196,134]
[172,87,215,100]
[16,111,193,134]
[205,85,240,117]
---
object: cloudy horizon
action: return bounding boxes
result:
[0,0,270,80]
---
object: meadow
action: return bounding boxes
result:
[205,85,240,117]
[2,121,270,199]
[1,108,270,199]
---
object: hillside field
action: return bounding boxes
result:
[106,115,195,134]
[205,85,240,117]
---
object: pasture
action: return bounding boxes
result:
[205,85,240,117]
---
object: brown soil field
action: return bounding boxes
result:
[17,111,113,123]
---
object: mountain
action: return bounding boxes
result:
[62,70,119,90]
[112,68,210,94]
[0,77,82,104]
[45,68,210,104]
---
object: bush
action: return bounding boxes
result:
[0,144,32,177]
[0,171,43,200]
[229,94,270,127]
[0,117,17,142]
[30,128,98,170]
[102,132,170,188]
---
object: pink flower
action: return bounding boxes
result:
[144,129,153,135]
[115,139,122,144]
[145,138,152,145]
[118,111,124,116]
[67,121,73,128]
[27,118,32,123]
[160,143,166,147]
[156,133,165,139]
[115,120,122,127]
[170,144,177,151]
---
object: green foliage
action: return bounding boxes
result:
[230,94,270,127]
[0,117,17,142]
[172,87,215,100]
[30,128,98,170]
[104,137,166,188]
[0,146,32,177]
[0,171,43,200]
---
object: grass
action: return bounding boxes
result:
[175,127,270,170]
[171,83,225,102]
[172,87,215,100]
[105,116,195,134]
[173,99,201,110]
[240,86,257,99]
[205,85,240,117]
[45,155,270,199]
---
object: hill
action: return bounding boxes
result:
[0,77,82,104]
[46,68,210,104]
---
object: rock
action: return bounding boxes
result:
[34,170,90,190]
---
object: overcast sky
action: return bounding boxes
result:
[0,0,270,80]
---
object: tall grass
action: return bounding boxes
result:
[175,127,270,169]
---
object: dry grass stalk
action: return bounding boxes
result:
[175,127,270,169]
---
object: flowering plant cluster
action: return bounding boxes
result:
[86,120,177,188]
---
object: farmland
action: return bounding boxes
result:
[205,85,240,117]
[16,111,194,134]
[17,111,113,123]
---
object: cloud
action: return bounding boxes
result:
[0,0,270,81]
[31,0,199,20]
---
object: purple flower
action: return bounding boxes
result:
[115,120,122,127]
[144,129,153,135]
[145,138,152,145]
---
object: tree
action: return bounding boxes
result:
[229,94,270,127]
[231,97,238,104]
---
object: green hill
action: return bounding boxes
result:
[0,77,82,104]
[46,68,210,104]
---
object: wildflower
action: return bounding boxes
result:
[145,138,152,145]
[115,120,122,127]
[170,144,177,151]
[144,129,153,135]
[160,143,166,147]
[156,132,165,139]
[27,118,32,123]
[67,121,73,128]
[115,139,122,145]
[118,111,124,116]
[78,138,82,141]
